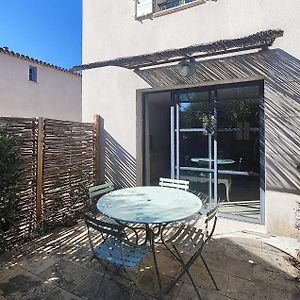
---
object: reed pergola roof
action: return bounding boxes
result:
[71,29,283,72]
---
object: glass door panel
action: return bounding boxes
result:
[169,82,262,221]
[216,84,261,220]
[171,90,218,207]
[217,131,260,174]
[217,174,260,218]
[178,91,212,129]
[179,132,212,167]
[179,170,212,209]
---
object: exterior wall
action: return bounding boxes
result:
[82,0,300,237]
[137,49,300,238]
[0,53,81,121]
[82,0,300,62]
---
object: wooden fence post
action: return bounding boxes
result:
[94,115,101,184]
[36,117,44,222]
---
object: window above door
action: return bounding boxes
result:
[135,0,213,20]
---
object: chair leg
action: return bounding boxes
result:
[147,225,163,299]
[102,264,149,300]
[200,254,219,291]
[98,265,132,298]
[172,246,202,300]
[124,269,149,300]
[165,248,203,299]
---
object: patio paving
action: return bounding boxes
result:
[0,218,299,300]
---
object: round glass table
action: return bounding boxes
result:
[97,186,202,299]
[97,186,202,224]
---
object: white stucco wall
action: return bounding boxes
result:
[0,53,82,121]
[82,0,300,62]
[82,0,300,150]
[82,0,300,237]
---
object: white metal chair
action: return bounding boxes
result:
[85,214,150,299]
[162,205,219,299]
[159,177,189,191]
[180,174,232,201]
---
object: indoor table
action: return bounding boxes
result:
[191,157,235,165]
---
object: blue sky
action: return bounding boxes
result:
[0,0,81,69]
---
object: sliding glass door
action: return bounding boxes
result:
[170,89,218,209]
[170,82,263,221]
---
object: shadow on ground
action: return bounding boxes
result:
[0,220,299,300]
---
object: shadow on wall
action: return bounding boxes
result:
[136,48,300,196]
[103,131,136,188]
[263,50,300,195]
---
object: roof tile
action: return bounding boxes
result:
[0,47,80,77]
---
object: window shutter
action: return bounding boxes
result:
[136,0,153,18]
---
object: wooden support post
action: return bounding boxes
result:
[94,115,101,184]
[36,117,44,223]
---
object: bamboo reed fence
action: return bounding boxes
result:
[0,117,37,251]
[0,116,100,252]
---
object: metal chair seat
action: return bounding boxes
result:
[85,214,150,299]
[94,236,150,268]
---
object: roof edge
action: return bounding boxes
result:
[0,47,81,77]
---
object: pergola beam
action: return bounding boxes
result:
[71,29,283,72]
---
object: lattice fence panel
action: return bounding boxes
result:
[0,117,37,250]
[42,119,96,228]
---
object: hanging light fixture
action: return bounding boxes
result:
[176,58,196,77]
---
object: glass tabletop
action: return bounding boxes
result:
[97,186,202,224]
[191,158,235,165]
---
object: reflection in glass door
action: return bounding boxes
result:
[170,90,218,209]
[170,82,263,221]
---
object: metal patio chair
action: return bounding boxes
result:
[88,182,115,221]
[161,205,219,299]
[159,177,205,226]
[85,214,150,299]
[159,177,190,191]
[89,182,114,199]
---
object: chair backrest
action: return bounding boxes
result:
[197,192,209,206]
[89,182,114,199]
[85,213,123,239]
[204,205,219,240]
[159,177,189,191]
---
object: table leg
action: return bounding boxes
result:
[146,225,164,300]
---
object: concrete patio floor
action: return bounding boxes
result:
[0,218,299,300]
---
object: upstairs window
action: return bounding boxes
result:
[157,0,195,10]
[29,66,37,82]
[135,0,202,19]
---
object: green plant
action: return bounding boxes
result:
[0,130,23,233]
[38,193,66,233]
[38,173,91,234]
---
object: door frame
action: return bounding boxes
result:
[136,76,265,224]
